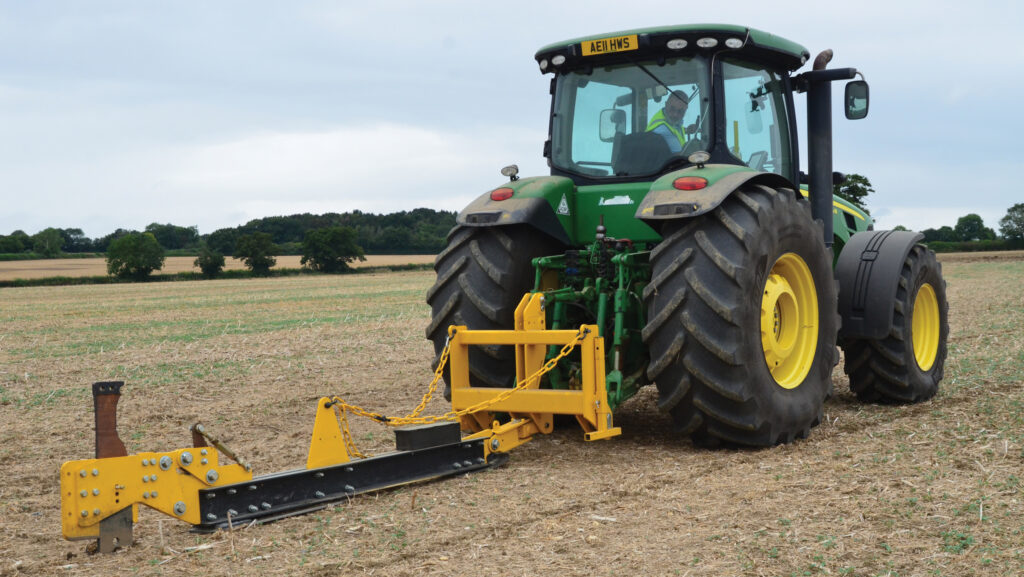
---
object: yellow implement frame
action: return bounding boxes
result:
[452,293,621,456]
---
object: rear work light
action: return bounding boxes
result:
[490,187,514,201]
[672,176,708,191]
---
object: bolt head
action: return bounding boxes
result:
[91,469,99,476]
[490,439,500,450]
[80,490,87,498]
[151,491,158,498]
[93,509,100,516]
[200,449,208,456]
[93,489,100,496]
[261,502,271,510]
[206,513,217,521]
[143,492,150,499]
[206,470,219,483]
[159,456,172,470]
[180,452,194,466]
[173,501,186,516]
[201,458,208,465]
[314,491,325,498]
[79,470,87,478]
[80,510,88,517]
[248,505,259,512]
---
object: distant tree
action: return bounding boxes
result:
[145,223,199,250]
[233,232,277,276]
[0,234,26,253]
[95,228,135,253]
[58,228,92,253]
[999,203,1024,241]
[892,225,909,231]
[31,228,64,257]
[833,173,874,214]
[193,245,226,278]
[301,227,366,273]
[106,232,166,279]
[954,213,996,242]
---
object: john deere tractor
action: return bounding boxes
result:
[427,23,949,447]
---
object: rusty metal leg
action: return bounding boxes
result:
[92,382,133,551]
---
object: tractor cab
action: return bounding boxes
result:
[535,24,867,189]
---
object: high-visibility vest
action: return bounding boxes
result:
[646,109,686,147]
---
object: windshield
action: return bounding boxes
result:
[551,56,710,179]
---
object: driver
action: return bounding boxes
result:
[646,91,688,153]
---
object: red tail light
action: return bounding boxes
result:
[672,176,708,191]
[490,187,514,201]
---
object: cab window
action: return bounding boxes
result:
[721,59,792,177]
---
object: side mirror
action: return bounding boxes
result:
[845,80,869,120]
[599,109,626,142]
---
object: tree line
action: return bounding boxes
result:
[0,209,457,257]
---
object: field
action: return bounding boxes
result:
[1,253,1022,576]
[0,255,437,281]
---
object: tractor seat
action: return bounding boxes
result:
[611,131,671,176]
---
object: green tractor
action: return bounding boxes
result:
[426,24,949,447]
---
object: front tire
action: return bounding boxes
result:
[840,245,948,403]
[642,185,839,446]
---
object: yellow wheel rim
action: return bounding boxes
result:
[760,253,819,389]
[912,283,940,371]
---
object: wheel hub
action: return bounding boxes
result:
[912,283,940,371]
[760,253,819,389]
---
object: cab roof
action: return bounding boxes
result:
[535,23,811,72]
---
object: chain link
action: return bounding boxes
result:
[326,328,589,457]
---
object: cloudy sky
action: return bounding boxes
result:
[1,1,1019,238]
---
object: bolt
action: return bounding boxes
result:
[476,457,485,464]
[180,452,193,466]
[143,492,150,499]
[315,491,325,498]
[159,456,172,470]
[452,462,462,469]
[80,490,87,498]
[227,489,237,495]
[463,460,473,467]
[92,469,99,476]
[314,472,324,479]
[79,470,87,478]
[93,489,100,496]
[344,466,354,473]
[151,474,157,481]
[490,439,500,451]
[206,470,219,483]
[206,513,217,521]
[261,502,271,510]
[150,458,157,466]
[227,509,238,517]
[141,459,148,467]
[142,476,149,483]
[200,449,208,456]
[201,458,208,465]
[151,491,158,498]
[248,505,258,513]
[93,509,100,516]
[344,485,355,493]
[248,485,257,491]
[173,501,186,516]
[80,510,88,517]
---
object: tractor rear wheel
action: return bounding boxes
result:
[426,225,560,396]
[840,245,948,403]
[643,185,839,446]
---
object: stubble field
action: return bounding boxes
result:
[1,253,1022,576]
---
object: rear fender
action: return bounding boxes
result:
[835,230,924,340]
[635,165,794,223]
[457,176,573,245]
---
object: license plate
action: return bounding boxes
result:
[581,34,638,56]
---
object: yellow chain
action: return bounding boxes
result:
[327,328,588,457]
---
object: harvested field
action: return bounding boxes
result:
[0,252,1022,576]
[0,255,436,281]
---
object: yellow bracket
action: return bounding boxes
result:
[450,292,621,450]
[60,448,251,540]
[307,397,351,469]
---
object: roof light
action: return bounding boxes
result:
[666,38,687,50]
[725,37,744,49]
[551,54,566,66]
[539,59,549,71]
[490,187,514,201]
[673,176,708,191]
[696,37,718,48]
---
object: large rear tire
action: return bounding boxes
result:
[642,185,839,446]
[840,245,948,403]
[426,225,561,395]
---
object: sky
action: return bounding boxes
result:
[1,0,1020,238]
